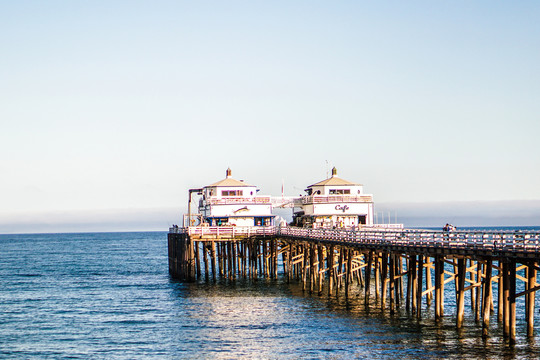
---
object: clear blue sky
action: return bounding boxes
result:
[1,1,539,231]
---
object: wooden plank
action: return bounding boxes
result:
[515,284,540,298]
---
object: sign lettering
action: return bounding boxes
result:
[335,205,349,212]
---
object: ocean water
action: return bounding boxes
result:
[1,230,540,359]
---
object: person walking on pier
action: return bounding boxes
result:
[443,223,456,232]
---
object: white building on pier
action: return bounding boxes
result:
[195,168,275,227]
[293,167,374,229]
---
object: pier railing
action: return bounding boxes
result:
[170,225,540,255]
[295,195,373,205]
[202,196,272,205]
[170,225,277,237]
[278,227,540,255]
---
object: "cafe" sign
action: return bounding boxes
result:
[335,205,349,212]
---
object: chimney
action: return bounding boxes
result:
[226,168,232,178]
[332,167,337,177]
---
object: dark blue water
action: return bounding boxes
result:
[1,230,540,359]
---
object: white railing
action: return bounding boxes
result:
[363,224,404,229]
[295,195,373,205]
[203,197,272,205]
[182,226,277,237]
[270,196,296,208]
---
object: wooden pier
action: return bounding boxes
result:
[168,226,540,344]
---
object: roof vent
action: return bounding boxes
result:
[226,168,232,178]
[331,167,337,177]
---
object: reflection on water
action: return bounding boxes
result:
[1,232,540,359]
[174,276,540,359]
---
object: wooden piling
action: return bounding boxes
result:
[425,257,433,307]
[318,244,324,295]
[345,249,352,298]
[328,245,335,296]
[456,258,466,328]
[527,261,537,337]
[435,255,444,319]
[375,254,380,299]
[389,253,395,314]
[203,242,209,281]
[498,262,504,323]
[337,248,344,296]
[475,260,482,321]
[309,244,316,293]
[194,241,201,279]
[410,255,417,313]
[416,255,424,318]
[509,259,517,344]
[381,252,388,309]
[302,244,308,291]
[503,260,510,337]
[274,239,279,279]
[365,251,373,301]
[482,258,492,337]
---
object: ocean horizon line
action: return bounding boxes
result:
[1,200,539,234]
[2,225,540,237]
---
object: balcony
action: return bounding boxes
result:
[295,195,373,205]
[203,196,272,205]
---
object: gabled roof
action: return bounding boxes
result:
[308,177,361,187]
[307,167,362,188]
[205,168,254,188]
[207,177,253,187]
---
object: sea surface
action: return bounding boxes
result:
[1,229,540,359]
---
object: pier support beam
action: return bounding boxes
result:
[328,245,335,296]
[435,255,445,319]
[509,259,517,344]
[482,258,493,337]
[527,262,537,337]
[365,251,373,302]
[167,233,196,282]
[416,255,424,318]
[456,258,466,329]
[503,260,510,338]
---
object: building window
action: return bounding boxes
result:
[329,189,350,195]
[254,217,272,226]
[222,190,243,196]
[214,218,229,226]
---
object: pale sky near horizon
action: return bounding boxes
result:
[1,1,539,230]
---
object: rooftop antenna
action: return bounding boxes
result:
[326,160,329,178]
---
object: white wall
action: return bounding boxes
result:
[205,186,258,198]
[205,204,272,217]
[308,203,371,216]
[310,185,364,196]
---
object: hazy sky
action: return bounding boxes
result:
[1,1,539,231]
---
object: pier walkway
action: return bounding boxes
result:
[168,226,540,345]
